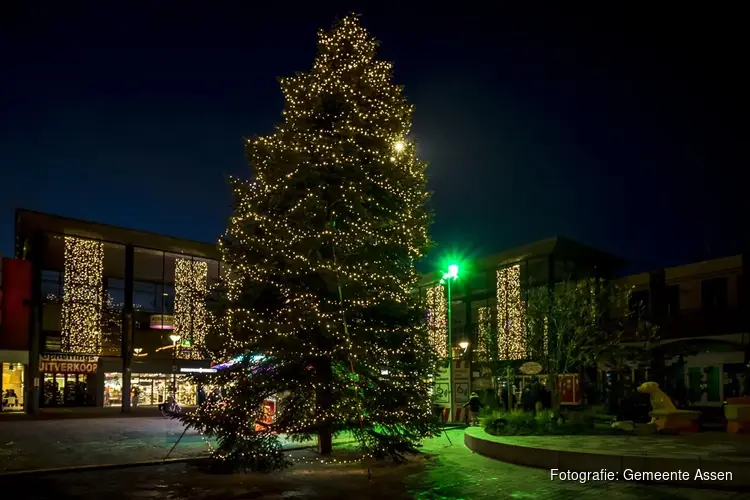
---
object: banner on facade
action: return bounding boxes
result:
[454,360,471,404]
[433,360,472,407]
[40,354,99,374]
[558,373,581,405]
[434,368,450,406]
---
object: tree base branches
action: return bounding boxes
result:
[179,365,292,472]
[351,420,442,463]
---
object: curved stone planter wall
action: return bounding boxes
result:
[464,427,750,488]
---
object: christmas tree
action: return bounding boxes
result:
[183,14,439,472]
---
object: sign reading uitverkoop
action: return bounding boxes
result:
[39,354,99,374]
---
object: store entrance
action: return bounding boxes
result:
[42,372,96,407]
[104,373,197,407]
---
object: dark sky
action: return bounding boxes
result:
[0,2,744,273]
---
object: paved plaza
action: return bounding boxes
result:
[0,416,350,472]
[1,428,748,499]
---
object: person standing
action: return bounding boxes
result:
[132,387,141,408]
[463,392,484,426]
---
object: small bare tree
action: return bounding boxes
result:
[525,278,657,409]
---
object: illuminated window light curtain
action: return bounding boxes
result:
[496,265,526,360]
[425,284,448,358]
[174,258,208,359]
[61,236,104,354]
[477,306,492,361]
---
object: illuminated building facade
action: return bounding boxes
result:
[612,255,750,408]
[417,236,624,370]
[418,237,750,413]
[10,209,221,413]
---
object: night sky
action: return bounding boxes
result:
[1,2,744,273]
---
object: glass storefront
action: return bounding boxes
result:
[42,372,96,407]
[1,363,25,412]
[104,373,197,407]
[39,354,99,407]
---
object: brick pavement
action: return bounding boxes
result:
[0,416,351,472]
[0,406,177,421]
[1,429,748,500]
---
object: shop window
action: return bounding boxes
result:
[104,373,123,407]
[1,363,25,411]
[103,373,196,407]
[724,363,746,400]
[702,277,728,310]
[41,372,95,407]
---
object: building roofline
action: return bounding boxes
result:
[14,208,220,260]
[417,236,626,287]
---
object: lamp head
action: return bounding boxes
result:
[169,334,181,344]
[459,341,469,350]
[447,264,459,278]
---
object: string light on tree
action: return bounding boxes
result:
[61,236,104,354]
[180,14,440,471]
[496,265,525,360]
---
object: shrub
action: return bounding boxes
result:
[483,408,613,436]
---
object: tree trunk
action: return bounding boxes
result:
[547,373,560,410]
[315,359,334,455]
[317,426,333,455]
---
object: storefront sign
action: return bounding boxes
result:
[40,354,99,374]
[520,362,543,375]
[180,367,216,374]
[150,314,174,330]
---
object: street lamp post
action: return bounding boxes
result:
[440,264,459,422]
[169,334,181,401]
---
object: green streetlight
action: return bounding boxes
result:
[440,263,459,422]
